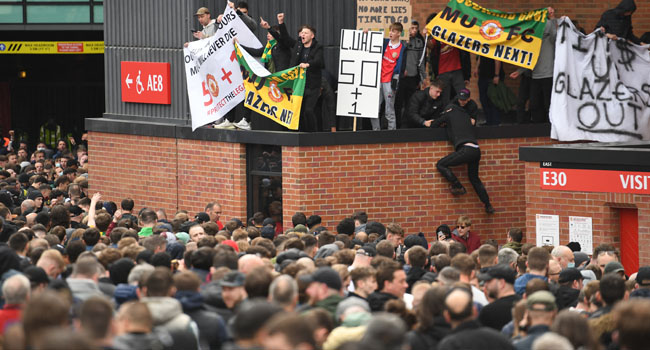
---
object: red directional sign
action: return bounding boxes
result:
[120,61,171,104]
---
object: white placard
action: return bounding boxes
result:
[536,214,559,247]
[183,6,262,130]
[569,216,593,255]
[336,29,383,119]
[550,18,650,142]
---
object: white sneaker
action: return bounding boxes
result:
[234,119,251,130]
[214,119,236,129]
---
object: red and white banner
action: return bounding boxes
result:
[540,168,650,194]
[183,6,262,130]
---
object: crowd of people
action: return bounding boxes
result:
[191,1,647,132]
[0,165,646,350]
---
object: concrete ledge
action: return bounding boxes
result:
[86,117,552,147]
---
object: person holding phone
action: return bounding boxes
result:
[184,7,216,48]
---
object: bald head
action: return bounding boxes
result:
[238,254,265,274]
[551,245,575,269]
[444,288,474,326]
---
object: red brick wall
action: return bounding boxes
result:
[90,131,555,244]
[282,136,554,243]
[88,132,247,222]
[524,162,650,266]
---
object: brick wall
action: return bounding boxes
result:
[523,162,650,267]
[88,132,248,222]
[409,0,650,112]
[90,131,555,244]
[282,136,555,243]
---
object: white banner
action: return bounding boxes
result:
[184,6,262,130]
[550,18,650,142]
[336,29,383,119]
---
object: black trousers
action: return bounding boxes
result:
[395,76,420,129]
[436,145,491,206]
[516,74,532,124]
[530,77,553,123]
[299,87,320,132]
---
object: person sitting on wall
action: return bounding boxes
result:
[429,103,495,214]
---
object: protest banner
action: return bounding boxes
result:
[183,6,262,131]
[235,42,305,130]
[550,18,650,142]
[426,0,548,69]
[356,0,411,40]
[336,29,383,121]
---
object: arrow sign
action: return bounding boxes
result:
[120,61,171,104]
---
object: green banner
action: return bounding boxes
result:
[235,42,306,130]
[426,0,548,69]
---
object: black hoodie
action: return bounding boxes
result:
[596,0,639,43]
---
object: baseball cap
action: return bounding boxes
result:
[478,264,516,284]
[636,266,650,286]
[558,268,583,284]
[263,218,275,227]
[604,261,625,275]
[195,212,210,224]
[300,267,342,290]
[220,271,245,287]
[195,7,210,15]
[527,291,557,311]
[458,88,470,100]
[294,224,309,234]
[356,245,377,257]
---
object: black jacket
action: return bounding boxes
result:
[176,290,227,350]
[280,23,324,90]
[367,291,398,312]
[406,266,427,294]
[406,89,446,127]
[431,104,478,150]
[596,0,639,43]
[429,41,472,80]
[438,319,515,350]
[554,285,580,310]
[268,26,293,72]
[406,316,450,350]
[452,98,478,121]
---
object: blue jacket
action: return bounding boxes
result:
[514,273,547,296]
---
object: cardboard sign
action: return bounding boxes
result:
[336,29,383,119]
[357,0,411,40]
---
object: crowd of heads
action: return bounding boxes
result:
[0,187,645,350]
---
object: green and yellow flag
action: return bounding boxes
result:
[426,0,548,69]
[235,42,305,130]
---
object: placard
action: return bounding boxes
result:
[536,214,559,247]
[357,0,411,40]
[336,29,383,119]
[569,216,593,255]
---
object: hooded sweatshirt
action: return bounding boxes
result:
[596,0,639,43]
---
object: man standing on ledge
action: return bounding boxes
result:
[430,104,494,214]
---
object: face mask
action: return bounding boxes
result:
[567,262,575,268]
[55,163,60,168]
[37,147,45,151]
